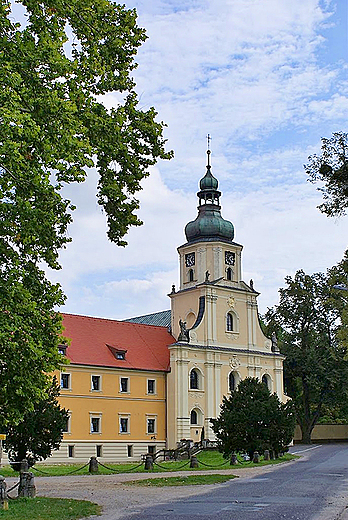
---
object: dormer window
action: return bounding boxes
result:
[107,344,127,360]
[58,344,67,355]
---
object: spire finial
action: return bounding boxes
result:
[206,134,211,166]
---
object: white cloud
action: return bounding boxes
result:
[44,0,348,322]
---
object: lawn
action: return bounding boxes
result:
[0,451,297,477]
[0,497,101,519]
[125,474,238,486]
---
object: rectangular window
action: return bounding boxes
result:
[147,418,155,434]
[127,445,133,457]
[91,417,100,433]
[148,445,156,455]
[147,379,155,394]
[61,373,70,389]
[120,377,129,393]
[91,375,101,391]
[68,445,74,458]
[62,415,70,433]
[120,417,128,433]
[96,445,102,458]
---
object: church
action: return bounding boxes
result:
[52,149,285,463]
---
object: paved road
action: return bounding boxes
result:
[125,444,348,520]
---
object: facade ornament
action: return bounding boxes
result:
[229,355,241,369]
[227,296,235,308]
[178,319,189,342]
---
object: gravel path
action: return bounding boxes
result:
[5,460,298,520]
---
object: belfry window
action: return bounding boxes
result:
[226,313,233,332]
[226,267,232,281]
[189,269,194,282]
[190,369,199,390]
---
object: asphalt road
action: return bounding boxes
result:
[125,444,348,520]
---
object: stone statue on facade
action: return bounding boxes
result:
[178,319,189,342]
[271,331,280,352]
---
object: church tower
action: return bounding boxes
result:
[167,145,285,448]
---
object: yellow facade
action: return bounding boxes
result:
[53,365,167,463]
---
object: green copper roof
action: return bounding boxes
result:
[185,148,234,243]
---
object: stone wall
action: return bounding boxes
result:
[294,424,348,443]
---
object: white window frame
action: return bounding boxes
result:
[119,414,130,434]
[119,376,130,393]
[146,415,157,435]
[89,413,102,434]
[60,372,71,390]
[91,374,101,392]
[147,378,156,395]
[62,412,72,434]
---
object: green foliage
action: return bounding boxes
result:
[4,377,69,467]
[0,497,101,520]
[0,0,171,425]
[305,131,348,217]
[210,378,295,459]
[264,263,348,443]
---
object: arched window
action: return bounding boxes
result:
[226,313,233,332]
[190,369,199,390]
[189,269,194,282]
[226,267,232,281]
[190,410,198,425]
[229,372,235,392]
[262,374,270,390]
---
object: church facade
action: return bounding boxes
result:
[167,149,285,447]
[44,150,285,463]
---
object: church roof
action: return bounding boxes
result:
[185,148,234,244]
[61,313,173,372]
[123,310,171,328]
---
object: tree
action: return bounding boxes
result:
[210,378,295,459]
[305,131,348,217]
[264,267,348,444]
[0,0,171,425]
[4,378,69,468]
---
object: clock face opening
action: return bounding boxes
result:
[225,251,235,265]
[185,252,195,267]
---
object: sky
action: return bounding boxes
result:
[39,0,348,319]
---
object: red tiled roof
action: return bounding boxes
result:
[61,313,173,372]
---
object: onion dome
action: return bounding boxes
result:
[185,147,234,244]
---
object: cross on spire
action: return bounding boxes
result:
[207,134,211,166]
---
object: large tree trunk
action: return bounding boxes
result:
[300,424,313,444]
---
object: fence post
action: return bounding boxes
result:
[18,472,36,498]
[0,476,8,510]
[144,454,153,470]
[190,456,199,468]
[89,457,98,474]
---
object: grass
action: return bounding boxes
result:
[125,474,238,487]
[0,451,297,477]
[0,497,101,519]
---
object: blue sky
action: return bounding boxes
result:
[41,0,348,319]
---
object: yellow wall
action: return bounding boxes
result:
[56,365,167,443]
